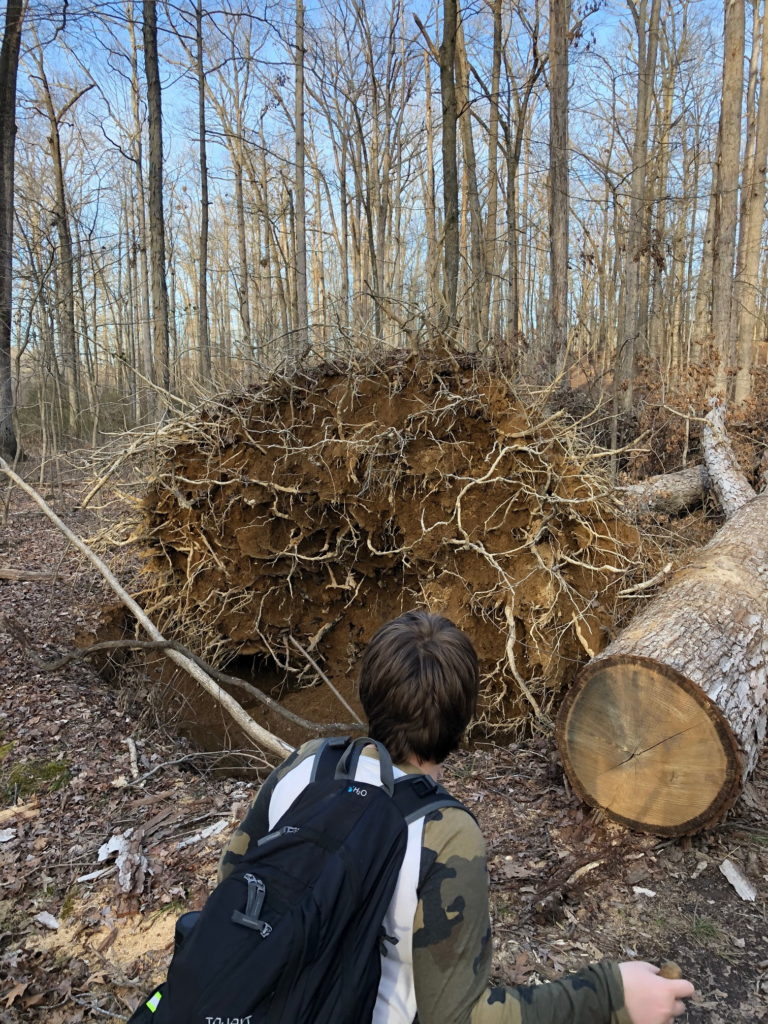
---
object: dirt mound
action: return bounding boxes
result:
[134,355,643,735]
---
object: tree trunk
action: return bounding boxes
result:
[439,0,459,332]
[548,0,570,370]
[33,60,93,439]
[711,0,745,387]
[557,402,766,835]
[734,0,768,404]
[142,0,170,406]
[484,0,502,344]
[126,4,153,419]
[455,14,485,351]
[0,0,24,458]
[294,0,308,356]
[195,0,211,379]
[615,0,661,412]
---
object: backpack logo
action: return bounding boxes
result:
[205,1018,253,1024]
[346,785,368,797]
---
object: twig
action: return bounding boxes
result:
[69,996,125,1019]
[289,636,364,725]
[0,459,293,760]
[81,432,147,508]
[618,563,673,597]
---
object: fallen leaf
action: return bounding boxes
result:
[4,982,28,1008]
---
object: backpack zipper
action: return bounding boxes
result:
[256,825,299,847]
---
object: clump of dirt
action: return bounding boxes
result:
[131,354,647,735]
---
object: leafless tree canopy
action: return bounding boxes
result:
[2,0,767,455]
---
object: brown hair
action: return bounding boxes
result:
[358,610,479,764]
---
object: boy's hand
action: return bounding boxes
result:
[619,961,694,1024]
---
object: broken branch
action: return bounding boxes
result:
[0,458,293,760]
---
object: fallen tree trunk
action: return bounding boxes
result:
[618,464,709,516]
[557,401,767,835]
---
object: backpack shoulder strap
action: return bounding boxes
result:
[309,736,350,782]
[392,773,476,825]
[334,736,396,795]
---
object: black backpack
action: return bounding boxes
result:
[128,737,469,1024]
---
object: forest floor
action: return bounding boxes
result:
[0,475,767,1023]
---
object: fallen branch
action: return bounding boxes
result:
[0,800,39,826]
[618,465,710,517]
[701,398,755,518]
[289,636,364,725]
[1,620,358,735]
[0,566,56,582]
[0,458,293,760]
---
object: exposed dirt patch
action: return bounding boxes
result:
[0,471,766,1023]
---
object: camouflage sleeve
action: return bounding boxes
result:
[217,739,325,883]
[412,808,631,1024]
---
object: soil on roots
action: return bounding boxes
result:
[131,354,648,743]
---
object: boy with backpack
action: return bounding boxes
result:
[136,610,693,1023]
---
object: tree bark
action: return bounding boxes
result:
[619,464,710,517]
[615,0,661,412]
[0,0,24,458]
[439,0,459,332]
[711,0,745,386]
[142,0,171,406]
[195,0,211,379]
[557,402,766,835]
[734,1,768,404]
[294,0,308,356]
[548,0,570,369]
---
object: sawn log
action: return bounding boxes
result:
[556,402,767,835]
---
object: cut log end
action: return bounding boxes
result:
[556,656,743,835]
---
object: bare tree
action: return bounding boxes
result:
[195,0,211,377]
[548,0,570,370]
[439,0,459,332]
[143,0,170,405]
[710,0,745,387]
[734,0,768,403]
[614,0,661,411]
[30,44,94,436]
[0,0,25,458]
[294,0,308,355]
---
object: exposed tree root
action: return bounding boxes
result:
[109,353,650,734]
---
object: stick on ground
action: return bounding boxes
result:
[0,458,293,760]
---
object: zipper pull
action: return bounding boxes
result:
[231,874,272,937]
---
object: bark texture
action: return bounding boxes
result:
[0,0,24,458]
[619,465,710,517]
[143,0,170,400]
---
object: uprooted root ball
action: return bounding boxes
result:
[134,355,643,734]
